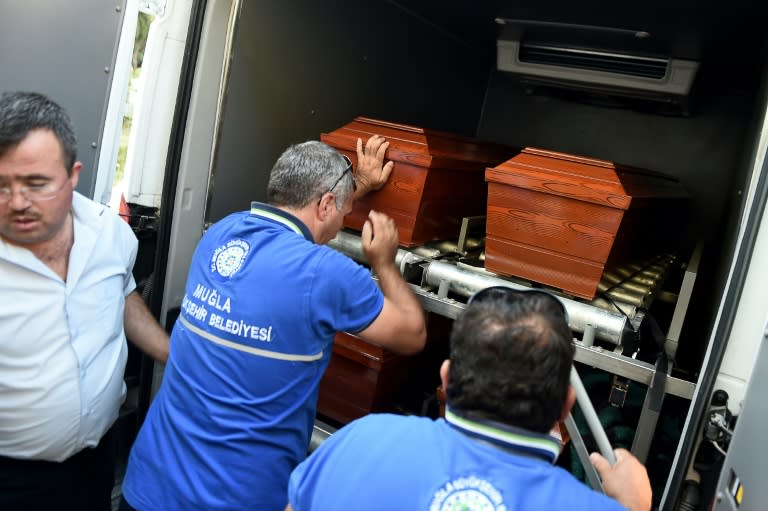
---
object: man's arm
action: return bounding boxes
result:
[356,210,426,355]
[124,291,170,363]
[590,448,652,511]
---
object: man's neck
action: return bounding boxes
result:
[21,210,74,280]
[273,204,319,242]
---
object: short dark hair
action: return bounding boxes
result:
[446,290,574,433]
[0,91,78,173]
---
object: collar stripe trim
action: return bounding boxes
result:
[445,409,561,463]
[178,315,323,362]
[249,207,305,237]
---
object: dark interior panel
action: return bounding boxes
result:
[209,0,493,221]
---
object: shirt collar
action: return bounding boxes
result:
[72,191,109,225]
[249,201,313,241]
[0,191,102,272]
[445,407,561,464]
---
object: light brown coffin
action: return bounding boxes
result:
[485,147,689,299]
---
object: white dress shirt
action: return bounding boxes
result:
[0,192,137,461]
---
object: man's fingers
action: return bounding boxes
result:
[613,448,631,463]
[364,135,385,155]
[367,210,392,232]
[381,161,394,182]
[589,452,612,476]
[361,218,373,244]
[367,209,383,226]
[375,140,389,160]
[356,137,364,159]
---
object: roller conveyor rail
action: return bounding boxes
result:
[329,229,698,461]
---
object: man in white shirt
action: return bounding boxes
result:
[0,91,170,511]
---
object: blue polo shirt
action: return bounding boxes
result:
[288,408,628,510]
[122,203,384,511]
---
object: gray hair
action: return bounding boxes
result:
[0,91,78,173]
[267,140,354,210]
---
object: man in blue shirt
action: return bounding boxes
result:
[287,287,652,511]
[121,136,426,510]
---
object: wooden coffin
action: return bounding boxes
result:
[485,148,689,300]
[317,314,453,424]
[321,117,515,247]
[317,332,412,424]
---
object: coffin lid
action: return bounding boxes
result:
[322,116,513,171]
[486,147,687,210]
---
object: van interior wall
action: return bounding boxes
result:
[208,0,493,222]
[208,0,767,375]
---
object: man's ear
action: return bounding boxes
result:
[316,193,335,221]
[559,385,576,422]
[70,161,82,189]
[439,359,450,392]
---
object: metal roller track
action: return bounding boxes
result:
[328,230,427,271]
[422,258,630,345]
[330,231,632,346]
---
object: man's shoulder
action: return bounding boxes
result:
[72,192,110,218]
[347,413,438,437]
[314,414,439,465]
[313,241,358,265]
[207,210,251,229]
[72,192,135,237]
[198,211,255,245]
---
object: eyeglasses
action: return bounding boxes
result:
[325,154,356,195]
[0,177,71,204]
[468,285,568,321]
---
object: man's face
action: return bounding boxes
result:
[0,129,80,247]
[318,193,353,245]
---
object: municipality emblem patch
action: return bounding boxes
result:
[429,476,506,511]
[210,239,250,278]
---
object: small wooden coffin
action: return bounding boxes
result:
[321,117,515,247]
[485,148,689,300]
[317,332,412,424]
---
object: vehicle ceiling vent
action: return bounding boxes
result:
[519,43,669,79]
[497,37,699,115]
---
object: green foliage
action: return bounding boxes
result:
[115,13,153,187]
[132,12,154,69]
[114,116,132,185]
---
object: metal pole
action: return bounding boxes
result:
[571,366,616,465]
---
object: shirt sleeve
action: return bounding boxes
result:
[115,214,139,296]
[309,248,384,337]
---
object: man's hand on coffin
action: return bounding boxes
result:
[361,210,399,271]
[354,135,394,197]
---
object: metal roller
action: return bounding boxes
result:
[328,230,428,272]
[330,230,632,345]
[422,258,629,345]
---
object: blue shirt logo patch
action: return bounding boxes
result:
[210,239,250,278]
[430,476,506,511]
